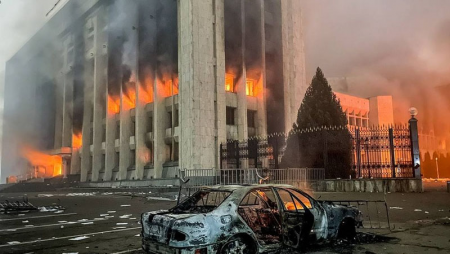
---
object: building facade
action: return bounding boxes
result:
[1,0,306,183]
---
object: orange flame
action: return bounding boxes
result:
[122,82,137,110]
[108,95,120,114]
[225,74,235,92]
[246,79,255,96]
[20,146,62,177]
[139,77,154,104]
[72,133,82,149]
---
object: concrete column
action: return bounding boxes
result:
[105,111,117,181]
[409,117,421,179]
[70,149,81,175]
[237,0,248,169]
[54,45,64,149]
[237,0,248,142]
[62,74,74,147]
[80,17,96,182]
[281,0,307,134]
[91,8,107,182]
[257,0,267,137]
[54,71,64,149]
[118,3,138,180]
[135,79,151,179]
[153,77,166,178]
[178,0,220,170]
[214,0,227,170]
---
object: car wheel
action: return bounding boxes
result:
[337,218,356,240]
[220,236,256,254]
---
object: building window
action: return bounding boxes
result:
[246,79,255,96]
[225,74,235,92]
[131,119,136,136]
[174,110,179,127]
[168,112,173,128]
[130,150,136,167]
[173,142,179,161]
[115,121,120,139]
[226,107,236,125]
[247,110,256,128]
[147,116,153,133]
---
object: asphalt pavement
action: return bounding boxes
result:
[0,190,449,254]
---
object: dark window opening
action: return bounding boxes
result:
[247,110,256,128]
[226,107,235,125]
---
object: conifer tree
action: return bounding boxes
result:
[281,67,352,178]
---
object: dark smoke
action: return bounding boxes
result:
[303,0,450,134]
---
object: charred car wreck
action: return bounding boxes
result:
[141,185,363,254]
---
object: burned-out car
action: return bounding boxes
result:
[141,184,362,254]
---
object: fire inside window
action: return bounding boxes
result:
[225,74,235,92]
[246,79,255,96]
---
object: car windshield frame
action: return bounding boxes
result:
[169,189,233,214]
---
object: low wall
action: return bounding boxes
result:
[310,178,423,193]
[78,178,180,188]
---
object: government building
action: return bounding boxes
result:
[1,0,306,182]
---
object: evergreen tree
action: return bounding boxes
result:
[281,67,352,178]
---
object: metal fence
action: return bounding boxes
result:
[351,125,413,178]
[220,125,415,179]
[181,168,325,187]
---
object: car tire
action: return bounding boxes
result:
[219,235,257,254]
[337,218,356,240]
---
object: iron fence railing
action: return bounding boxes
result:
[181,168,325,187]
[220,124,415,179]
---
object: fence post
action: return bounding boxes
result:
[220,144,223,169]
[389,128,396,178]
[274,137,279,169]
[356,128,361,178]
[323,130,328,172]
[409,116,421,179]
[235,141,240,169]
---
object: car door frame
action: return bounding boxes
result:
[272,187,315,249]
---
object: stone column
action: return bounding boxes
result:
[409,116,421,179]
[153,77,166,178]
[118,3,138,180]
[178,0,221,170]
[214,0,227,170]
[281,0,307,134]
[237,0,248,168]
[80,17,96,182]
[91,8,107,182]
[256,0,267,137]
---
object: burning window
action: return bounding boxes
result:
[225,74,235,92]
[246,79,255,96]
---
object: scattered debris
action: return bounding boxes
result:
[69,236,90,241]
[414,209,422,212]
[119,214,133,219]
[37,194,54,197]
[1,198,38,214]
[390,207,403,210]
[146,196,175,201]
